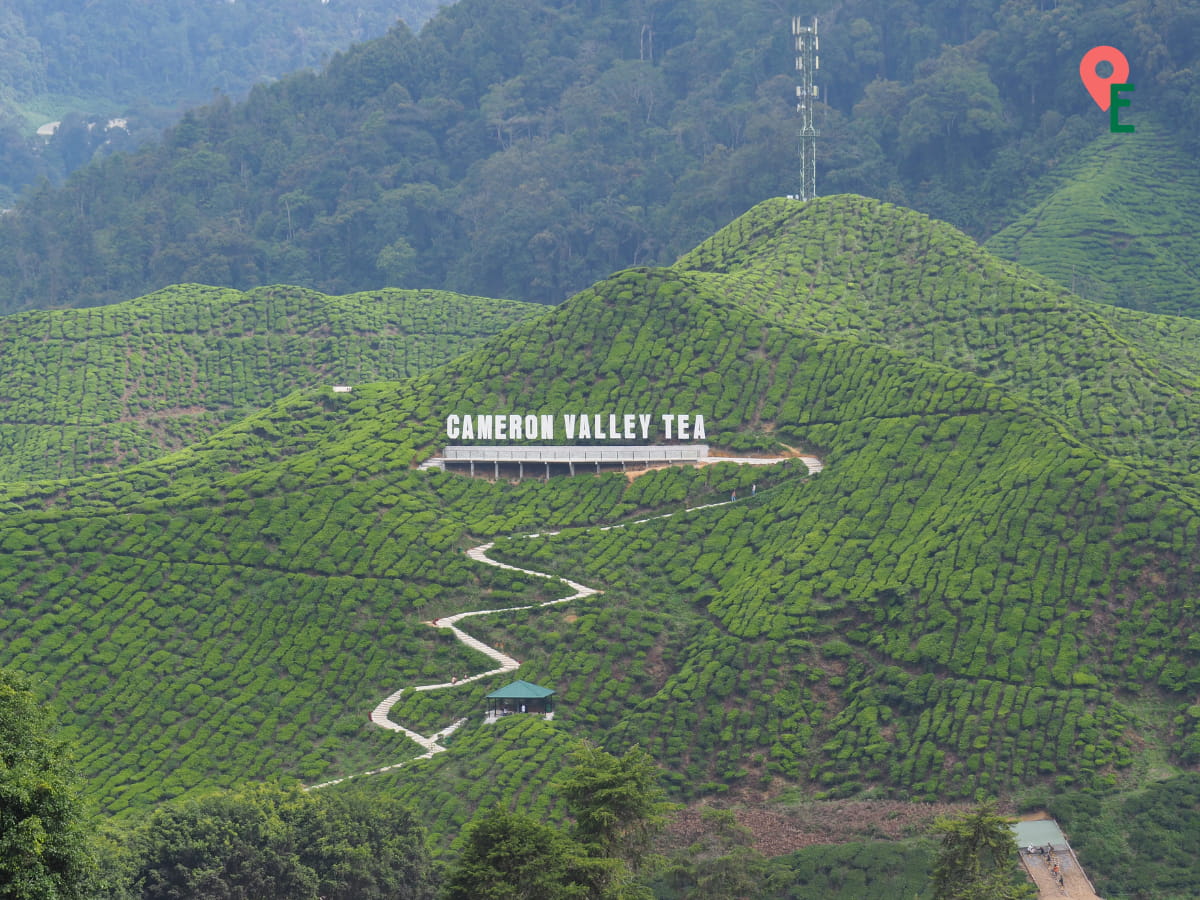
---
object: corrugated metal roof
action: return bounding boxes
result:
[486,679,555,699]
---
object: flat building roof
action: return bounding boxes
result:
[438,444,709,463]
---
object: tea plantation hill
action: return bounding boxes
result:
[1,195,1199,842]
[986,121,1200,320]
[0,283,538,482]
[677,195,1200,484]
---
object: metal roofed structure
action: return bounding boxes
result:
[485,680,556,722]
[421,444,710,479]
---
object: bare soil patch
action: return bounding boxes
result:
[665,799,976,857]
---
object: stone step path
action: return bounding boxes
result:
[307,543,604,790]
[307,455,822,790]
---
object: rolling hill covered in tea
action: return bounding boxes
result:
[677,195,1200,483]
[985,122,1200,320]
[0,283,536,481]
[1,195,1198,847]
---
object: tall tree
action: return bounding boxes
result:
[930,803,1035,900]
[662,808,769,900]
[443,808,613,900]
[558,745,675,874]
[0,668,98,899]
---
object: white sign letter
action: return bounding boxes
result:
[447,415,460,440]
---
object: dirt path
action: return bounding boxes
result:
[1020,848,1102,900]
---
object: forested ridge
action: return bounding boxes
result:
[2,0,1199,314]
[0,0,442,203]
[0,283,535,482]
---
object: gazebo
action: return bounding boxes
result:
[485,680,555,723]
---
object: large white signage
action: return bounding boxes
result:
[446,413,706,442]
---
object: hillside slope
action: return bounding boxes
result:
[0,283,536,481]
[985,122,1200,318]
[677,194,1200,481]
[0,198,1197,834]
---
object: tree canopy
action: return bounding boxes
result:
[126,784,438,900]
[0,0,445,202]
[4,0,1200,312]
[443,808,612,900]
[445,745,674,899]
[931,804,1033,900]
[0,668,97,899]
[559,744,675,873]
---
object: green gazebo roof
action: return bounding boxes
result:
[486,680,555,700]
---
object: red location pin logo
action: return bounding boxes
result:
[1080,46,1130,110]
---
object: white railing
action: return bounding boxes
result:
[441,444,709,463]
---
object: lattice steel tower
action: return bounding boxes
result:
[792,16,819,201]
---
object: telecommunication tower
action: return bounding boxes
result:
[792,16,819,201]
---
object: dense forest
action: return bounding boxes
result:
[1,0,1198,312]
[0,0,443,202]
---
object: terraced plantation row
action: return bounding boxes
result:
[478,399,1200,798]
[986,124,1200,320]
[0,448,770,815]
[2,196,1199,841]
[677,196,1200,481]
[0,283,536,481]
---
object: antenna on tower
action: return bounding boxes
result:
[792,15,819,201]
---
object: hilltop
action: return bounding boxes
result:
[986,122,1200,319]
[0,197,1198,846]
[676,195,1200,482]
[0,283,537,481]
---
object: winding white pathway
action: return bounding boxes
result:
[307,454,821,790]
[307,540,603,790]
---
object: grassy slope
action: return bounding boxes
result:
[984,120,1200,319]
[0,283,537,481]
[0,198,1198,841]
